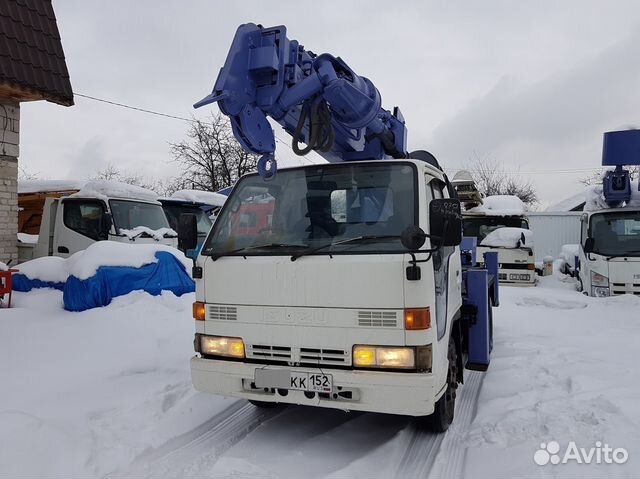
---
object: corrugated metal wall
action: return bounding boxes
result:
[527,212,583,259]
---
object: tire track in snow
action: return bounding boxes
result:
[107,400,282,479]
[397,370,484,479]
[427,371,484,479]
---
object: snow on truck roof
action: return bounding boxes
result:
[19,179,161,203]
[584,181,640,212]
[165,189,227,206]
[70,180,160,203]
[465,195,526,216]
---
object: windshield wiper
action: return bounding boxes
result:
[290,235,401,261]
[211,243,309,261]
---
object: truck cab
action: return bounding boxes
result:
[578,208,640,296]
[21,182,177,261]
[463,213,536,285]
[187,159,496,429]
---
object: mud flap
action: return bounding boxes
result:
[465,269,490,371]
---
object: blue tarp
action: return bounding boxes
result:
[12,274,65,292]
[63,251,195,312]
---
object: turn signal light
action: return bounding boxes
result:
[527,263,536,270]
[404,308,431,330]
[193,301,206,321]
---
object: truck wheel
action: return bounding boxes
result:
[424,336,458,432]
[249,400,282,409]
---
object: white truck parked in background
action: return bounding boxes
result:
[575,129,640,297]
[18,180,177,262]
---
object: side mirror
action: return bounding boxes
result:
[178,213,198,253]
[401,225,427,251]
[100,213,113,238]
[584,237,594,254]
[429,198,462,247]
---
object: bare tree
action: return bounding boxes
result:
[469,156,538,205]
[18,165,38,180]
[169,113,259,192]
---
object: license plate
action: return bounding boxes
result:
[289,372,332,393]
[254,369,333,393]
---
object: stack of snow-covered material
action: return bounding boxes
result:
[170,189,227,207]
[466,195,526,216]
[18,179,85,194]
[480,227,534,248]
[11,242,194,311]
[70,180,160,202]
[558,244,580,276]
[11,256,68,291]
[584,181,640,211]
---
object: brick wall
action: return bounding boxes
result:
[0,156,18,265]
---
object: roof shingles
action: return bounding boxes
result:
[0,0,73,106]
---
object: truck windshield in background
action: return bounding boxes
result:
[109,200,171,232]
[463,216,529,243]
[162,203,213,237]
[589,211,640,256]
[202,163,417,257]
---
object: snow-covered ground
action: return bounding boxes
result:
[1,271,639,478]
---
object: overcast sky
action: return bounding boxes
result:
[19,0,640,206]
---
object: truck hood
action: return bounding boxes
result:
[201,254,405,309]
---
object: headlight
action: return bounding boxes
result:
[198,335,245,358]
[591,286,610,298]
[353,345,415,369]
[590,271,609,287]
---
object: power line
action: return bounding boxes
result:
[75,92,192,122]
[73,92,606,173]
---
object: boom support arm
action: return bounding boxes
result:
[194,23,408,177]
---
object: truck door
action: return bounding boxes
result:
[54,199,109,257]
[429,179,456,340]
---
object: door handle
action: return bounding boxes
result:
[57,246,69,254]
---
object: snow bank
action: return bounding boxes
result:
[0,261,7,271]
[467,195,526,216]
[18,179,84,194]
[170,189,227,206]
[71,180,159,202]
[480,227,534,248]
[584,180,640,211]
[559,243,579,262]
[17,232,39,244]
[119,226,177,241]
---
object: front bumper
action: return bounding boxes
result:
[191,356,440,417]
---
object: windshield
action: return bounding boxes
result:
[589,211,640,257]
[162,203,213,236]
[463,216,529,242]
[202,163,417,257]
[110,200,171,232]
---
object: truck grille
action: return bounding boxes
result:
[357,310,398,327]
[245,344,348,366]
[207,305,237,321]
[611,283,640,295]
[246,344,292,361]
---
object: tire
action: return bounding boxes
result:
[249,400,282,409]
[423,335,458,432]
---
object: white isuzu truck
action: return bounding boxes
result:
[179,23,499,432]
[576,130,640,297]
